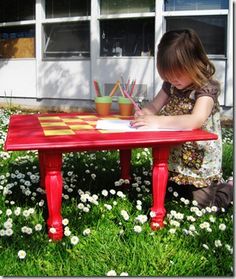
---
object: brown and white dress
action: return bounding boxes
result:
[161,80,223,188]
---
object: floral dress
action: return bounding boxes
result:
[160,80,223,188]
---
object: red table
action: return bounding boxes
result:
[4,112,217,240]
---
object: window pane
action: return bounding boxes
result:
[100,18,154,57]
[100,0,155,15]
[43,22,90,59]
[0,0,35,22]
[70,0,91,16]
[19,0,35,20]
[46,0,90,18]
[165,0,229,11]
[166,16,227,55]
[0,25,35,58]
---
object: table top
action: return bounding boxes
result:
[4,113,218,152]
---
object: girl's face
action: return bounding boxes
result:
[167,73,193,90]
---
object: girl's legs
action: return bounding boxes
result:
[166,181,233,209]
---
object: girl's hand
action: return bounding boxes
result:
[134,107,153,117]
[130,115,160,129]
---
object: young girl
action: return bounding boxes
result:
[131,29,233,210]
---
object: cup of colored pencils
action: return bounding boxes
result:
[117,78,138,116]
[93,80,112,116]
[95,96,112,116]
[118,96,134,116]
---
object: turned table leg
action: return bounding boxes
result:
[119,149,132,182]
[38,151,45,188]
[150,146,169,230]
[43,151,63,240]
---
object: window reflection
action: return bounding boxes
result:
[0,25,35,58]
[43,22,90,59]
[166,16,227,55]
[45,0,90,18]
[100,18,154,57]
[0,0,35,22]
[100,0,155,14]
[164,0,228,11]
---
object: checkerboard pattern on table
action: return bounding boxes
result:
[38,114,132,136]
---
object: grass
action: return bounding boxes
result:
[0,108,234,276]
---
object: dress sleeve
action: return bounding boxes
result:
[161,81,172,96]
[195,80,220,103]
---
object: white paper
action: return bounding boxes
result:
[96,119,136,131]
[96,119,192,132]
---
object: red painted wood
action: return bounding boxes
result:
[38,151,45,188]
[150,146,169,230]
[4,113,218,151]
[4,113,218,240]
[44,152,63,240]
[120,149,132,181]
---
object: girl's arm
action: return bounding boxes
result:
[135,89,170,116]
[132,96,214,130]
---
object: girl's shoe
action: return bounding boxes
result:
[227,176,233,186]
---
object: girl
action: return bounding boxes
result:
[131,29,233,209]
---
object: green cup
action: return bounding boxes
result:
[95,96,112,103]
[95,96,112,116]
[118,96,134,116]
[118,96,132,104]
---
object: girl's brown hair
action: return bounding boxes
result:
[157,29,215,89]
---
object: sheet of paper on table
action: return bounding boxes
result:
[96,119,192,131]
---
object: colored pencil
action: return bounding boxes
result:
[109,81,120,97]
[130,79,136,96]
[93,80,102,97]
[98,81,104,96]
[118,82,126,97]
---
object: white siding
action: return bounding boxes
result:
[0,59,36,97]
[37,61,90,99]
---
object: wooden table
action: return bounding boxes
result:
[4,112,217,240]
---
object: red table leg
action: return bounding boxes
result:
[43,151,63,240]
[150,146,169,230]
[119,149,131,182]
[38,151,45,188]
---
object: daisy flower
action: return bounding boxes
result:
[18,250,27,259]
[133,225,142,233]
[70,236,79,245]
[106,270,117,276]
[83,228,91,236]
[219,223,226,231]
[120,272,129,276]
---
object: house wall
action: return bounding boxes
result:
[0,0,233,117]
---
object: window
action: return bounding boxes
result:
[0,25,35,58]
[166,16,227,55]
[100,0,155,14]
[43,22,90,59]
[164,0,228,11]
[45,0,90,18]
[0,0,35,22]
[100,18,154,57]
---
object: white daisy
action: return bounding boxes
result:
[18,250,26,259]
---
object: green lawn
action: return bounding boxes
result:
[0,108,233,276]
